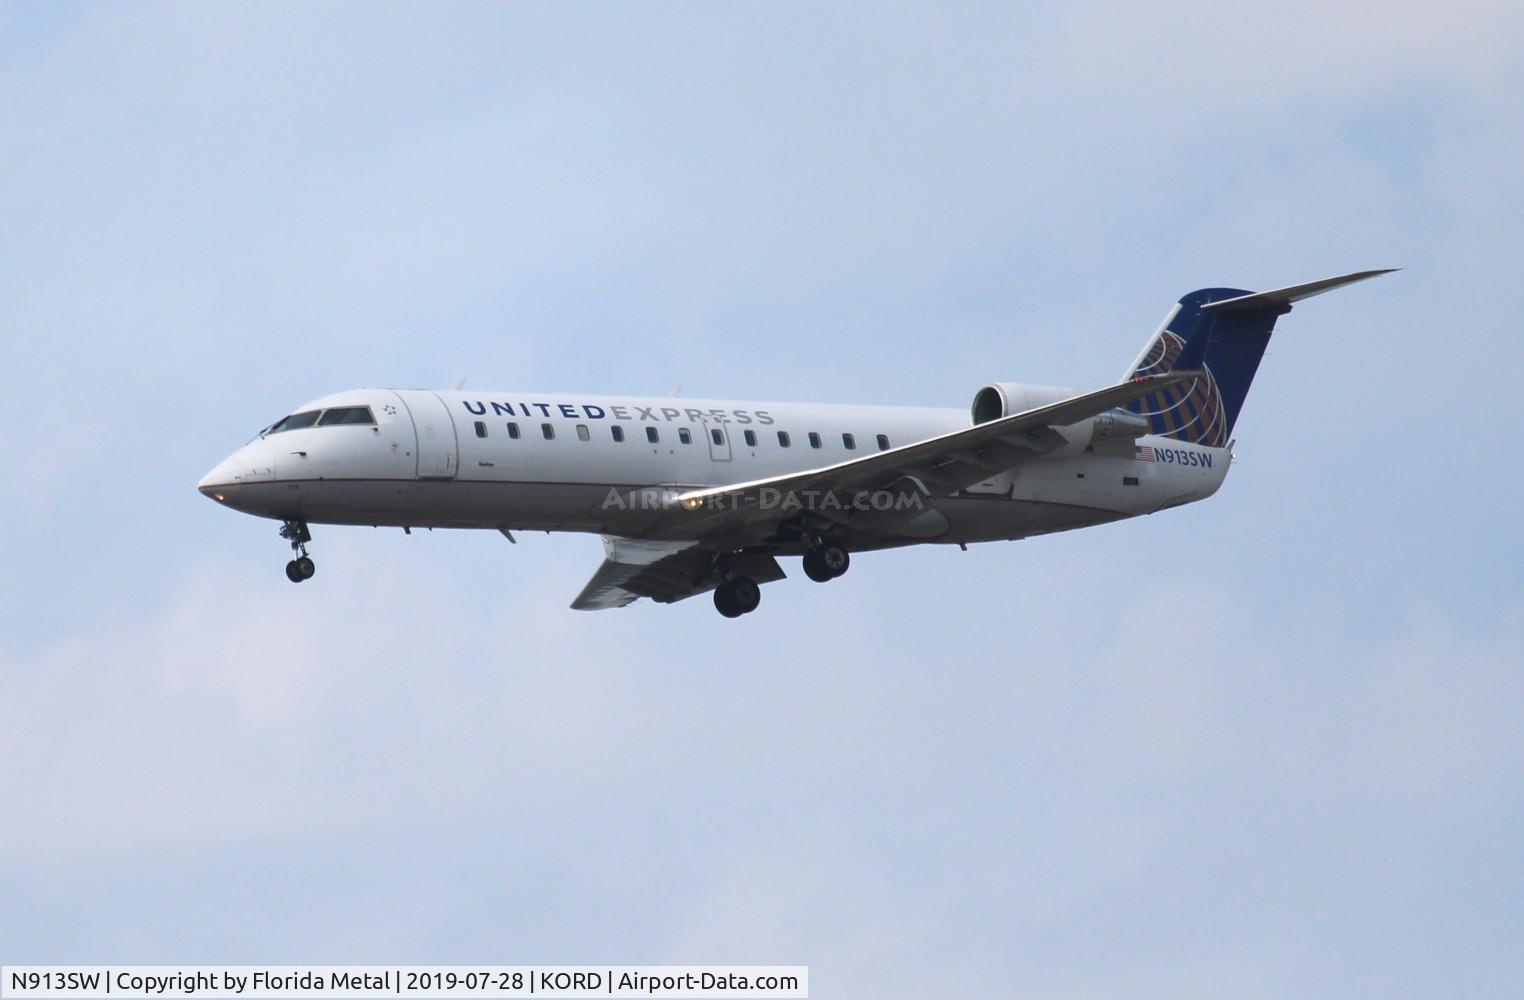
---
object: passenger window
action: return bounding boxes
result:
[678,428,692,445]
[777,431,791,447]
[743,430,757,447]
[711,428,724,446]
[842,433,856,450]
[877,433,890,450]
[474,421,488,439]
[576,424,590,442]
[646,426,660,444]
[317,406,376,427]
[612,425,625,443]
[507,422,520,439]
[808,432,821,449]
[541,423,555,440]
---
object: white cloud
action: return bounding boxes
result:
[3,531,1519,992]
[2,4,1522,992]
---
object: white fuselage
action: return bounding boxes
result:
[199,387,1231,552]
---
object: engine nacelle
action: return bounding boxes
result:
[971,382,1151,456]
[1087,409,1151,444]
[970,383,1074,424]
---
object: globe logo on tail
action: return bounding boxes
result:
[1126,331,1228,447]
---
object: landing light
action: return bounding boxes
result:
[681,496,703,510]
[212,493,226,502]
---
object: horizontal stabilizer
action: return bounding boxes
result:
[1201,269,1398,312]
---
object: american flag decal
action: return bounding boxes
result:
[1134,445,1156,462]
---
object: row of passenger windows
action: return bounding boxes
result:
[263,406,376,434]
[473,420,891,451]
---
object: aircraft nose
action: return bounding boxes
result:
[198,455,238,500]
[197,440,276,500]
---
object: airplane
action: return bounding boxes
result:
[198,269,1393,617]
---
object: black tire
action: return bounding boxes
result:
[296,556,316,579]
[802,549,834,583]
[285,560,304,583]
[820,543,849,577]
[714,584,743,618]
[729,576,761,614]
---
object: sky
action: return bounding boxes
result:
[2,3,1521,996]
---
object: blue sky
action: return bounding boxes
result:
[2,4,1521,997]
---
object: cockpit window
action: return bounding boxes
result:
[264,410,321,434]
[318,406,376,427]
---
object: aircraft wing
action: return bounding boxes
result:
[662,372,1198,540]
[571,536,786,610]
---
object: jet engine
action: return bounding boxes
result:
[970,382,1073,424]
[970,381,1150,455]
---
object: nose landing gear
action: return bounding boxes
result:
[280,519,316,583]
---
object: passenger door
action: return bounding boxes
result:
[397,390,458,479]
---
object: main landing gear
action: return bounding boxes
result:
[280,519,316,583]
[713,576,762,618]
[802,539,850,583]
[709,540,851,617]
[711,552,762,618]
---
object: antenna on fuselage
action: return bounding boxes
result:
[452,377,467,390]
[669,384,682,397]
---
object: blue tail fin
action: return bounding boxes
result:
[1123,287,1275,447]
[1123,270,1396,446]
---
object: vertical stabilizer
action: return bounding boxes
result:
[1121,270,1395,444]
